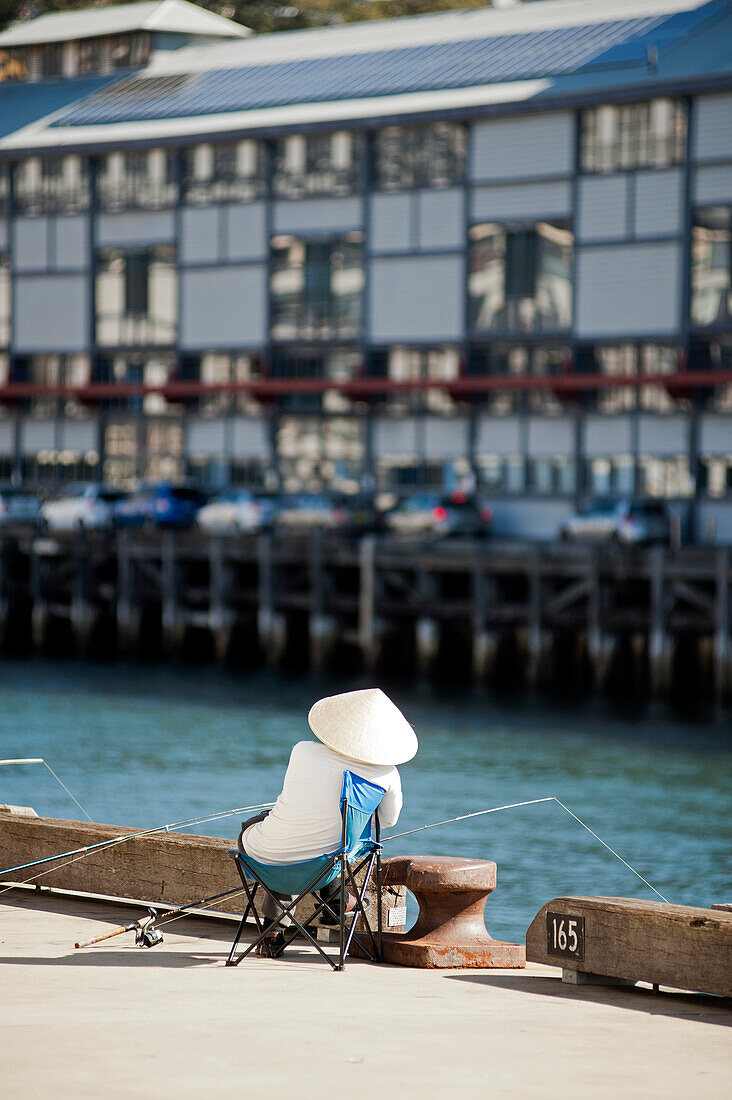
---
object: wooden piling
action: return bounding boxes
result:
[0,531,729,702]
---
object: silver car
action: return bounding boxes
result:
[559,498,671,545]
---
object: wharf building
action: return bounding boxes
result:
[0,0,730,541]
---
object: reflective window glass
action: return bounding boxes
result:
[469,221,573,334]
[580,99,686,173]
[270,233,363,341]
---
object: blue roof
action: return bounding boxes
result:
[0,74,124,139]
[49,2,727,128]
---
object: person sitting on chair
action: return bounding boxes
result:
[237,687,417,955]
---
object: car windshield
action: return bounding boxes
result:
[583,500,617,517]
[214,491,250,504]
[98,491,126,503]
[631,501,666,517]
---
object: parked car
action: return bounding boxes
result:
[558,498,671,545]
[196,490,276,535]
[384,492,493,539]
[274,493,345,531]
[114,483,207,529]
[331,493,384,534]
[41,485,127,532]
[0,486,42,528]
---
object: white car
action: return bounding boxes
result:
[559,498,671,545]
[196,490,275,535]
[41,485,127,532]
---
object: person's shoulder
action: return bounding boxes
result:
[383,764,402,787]
[291,739,322,759]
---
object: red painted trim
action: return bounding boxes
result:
[0,371,731,401]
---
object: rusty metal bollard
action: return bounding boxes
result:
[380,855,526,969]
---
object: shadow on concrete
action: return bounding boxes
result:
[0,950,224,969]
[0,889,240,942]
[0,892,359,970]
[446,972,732,1026]
[0,946,357,971]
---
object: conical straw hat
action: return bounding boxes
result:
[308,688,417,766]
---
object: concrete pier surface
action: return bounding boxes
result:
[1,893,730,1099]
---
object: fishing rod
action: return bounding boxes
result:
[0,758,93,821]
[383,795,669,903]
[0,802,275,898]
[74,791,669,953]
[74,884,253,950]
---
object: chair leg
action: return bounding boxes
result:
[227,880,260,967]
[343,853,379,962]
[226,914,249,967]
[230,860,342,969]
[338,855,347,971]
[376,850,383,963]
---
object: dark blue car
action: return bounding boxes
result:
[114,484,207,529]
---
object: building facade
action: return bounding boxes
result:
[0,0,731,540]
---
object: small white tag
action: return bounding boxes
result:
[388,906,407,928]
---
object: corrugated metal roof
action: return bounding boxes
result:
[0,0,248,47]
[146,0,710,74]
[49,3,725,128]
[0,74,120,139]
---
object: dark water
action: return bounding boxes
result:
[1,659,730,942]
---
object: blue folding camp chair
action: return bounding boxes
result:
[226,771,385,971]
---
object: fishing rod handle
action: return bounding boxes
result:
[74,923,132,949]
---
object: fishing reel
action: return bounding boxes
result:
[134,908,164,948]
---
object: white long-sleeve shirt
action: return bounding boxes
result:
[241,740,402,864]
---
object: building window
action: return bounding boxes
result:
[374,123,466,191]
[97,354,181,417]
[110,33,150,70]
[469,221,573,334]
[98,150,178,211]
[144,420,184,482]
[580,99,686,173]
[476,455,526,494]
[0,166,9,211]
[369,346,461,414]
[277,414,364,492]
[273,132,360,198]
[41,42,63,78]
[182,140,266,204]
[103,421,138,485]
[96,246,177,346]
[528,457,576,495]
[375,461,445,493]
[586,456,635,497]
[14,156,90,215]
[0,253,10,348]
[467,343,569,414]
[19,354,91,418]
[196,352,262,415]
[691,206,732,329]
[591,344,685,413]
[271,348,361,412]
[270,233,363,341]
[638,455,694,498]
[701,456,732,499]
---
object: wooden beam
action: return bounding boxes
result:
[527,896,732,997]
